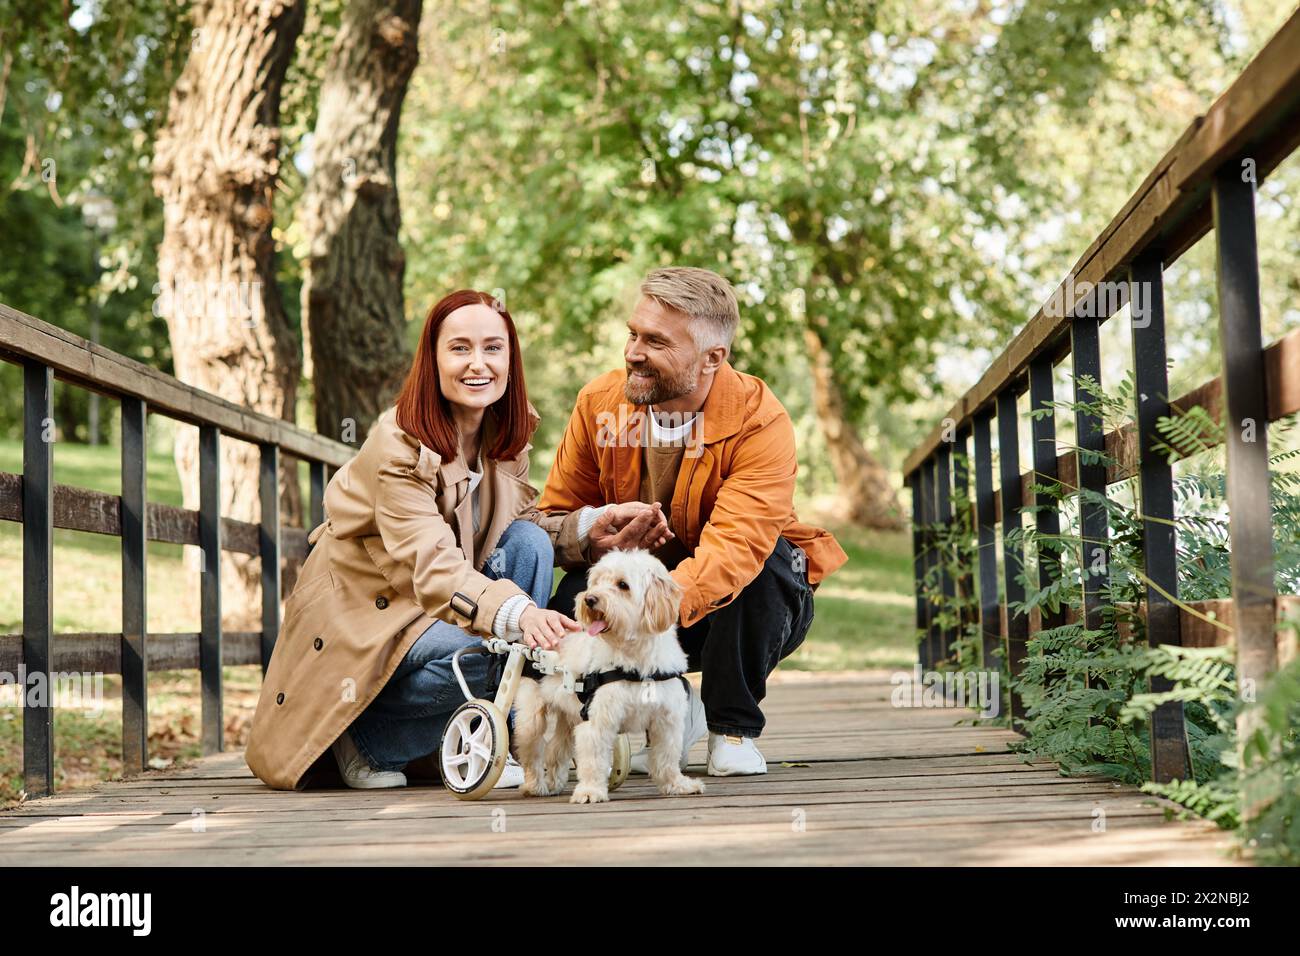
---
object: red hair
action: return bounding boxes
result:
[395,290,532,462]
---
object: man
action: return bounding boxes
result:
[531,267,848,776]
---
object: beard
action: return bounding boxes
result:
[624,361,700,406]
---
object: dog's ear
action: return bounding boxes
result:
[644,568,682,634]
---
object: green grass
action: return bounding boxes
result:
[0,436,185,507]
[783,525,918,671]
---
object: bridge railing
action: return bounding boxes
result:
[0,303,356,798]
[901,11,1300,783]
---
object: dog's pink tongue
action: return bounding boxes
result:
[586,620,608,636]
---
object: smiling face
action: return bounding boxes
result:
[623,296,709,407]
[436,303,510,413]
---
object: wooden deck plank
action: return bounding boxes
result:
[0,671,1242,866]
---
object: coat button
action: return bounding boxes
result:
[276,692,285,705]
[313,637,323,651]
[375,595,389,610]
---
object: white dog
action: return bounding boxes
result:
[514,549,706,804]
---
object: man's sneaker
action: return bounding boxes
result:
[630,681,708,774]
[494,752,525,789]
[706,732,767,776]
[331,728,407,789]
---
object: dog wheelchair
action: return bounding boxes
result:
[438,638,632,800]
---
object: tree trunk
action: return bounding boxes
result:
[803,324,904,529]
[152,0,305,628]
[299,0,420,445]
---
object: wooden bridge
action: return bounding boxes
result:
[0,673,1237,866]
[3,12,1300,867]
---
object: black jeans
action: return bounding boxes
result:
[549,536,815,738]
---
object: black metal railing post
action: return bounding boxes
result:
[259,443,281,672]
[309,460,326,531]
[199,424,223,755]
[1070,315,1112,632]
[1071,315,1113,721]
[120,396,148,776]
[953,427,978,654]
[1129,256,1192,783]
[997,386,1029,724]
[22,360,54,798]
[973,410,1003,692]
[919,457,938,669]
[936,443,957,664]
[1029,355,1066,686]
[1212,163,1279,811]
[910,470,928,667]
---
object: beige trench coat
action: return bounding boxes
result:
[244,406,542,790]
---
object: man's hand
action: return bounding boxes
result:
[589,501,673,561]
[518,606,582,650]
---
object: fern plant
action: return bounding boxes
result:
[914,375,1300,864]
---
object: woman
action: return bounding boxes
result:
[244,290,581,791]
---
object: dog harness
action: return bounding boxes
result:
[522,660,690,721]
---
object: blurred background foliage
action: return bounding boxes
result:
[0,0,1297,504]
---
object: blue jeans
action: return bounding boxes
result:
[348,519,554,772]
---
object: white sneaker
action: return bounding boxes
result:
[706,732,767,776]
[331,728,408,789]
[630,681,708,774]
[494,752,525,789]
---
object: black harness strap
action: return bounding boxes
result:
[521,661,689,722]
[575,669,690,721]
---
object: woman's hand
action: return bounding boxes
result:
[518,606,582,650]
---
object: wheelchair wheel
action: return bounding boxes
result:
[608,733,631,791]
[440,699,509,800]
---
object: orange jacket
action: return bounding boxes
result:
[535,362,848,628]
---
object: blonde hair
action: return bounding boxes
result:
[639,267,739,355]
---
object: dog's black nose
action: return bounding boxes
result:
[584,595,598,608]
